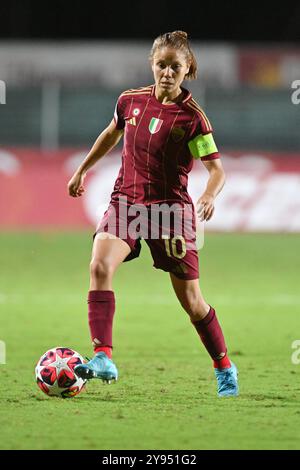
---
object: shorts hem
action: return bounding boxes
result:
[153,264,199,280]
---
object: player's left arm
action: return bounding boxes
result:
[197,159,226,221]
[187,110,225,221]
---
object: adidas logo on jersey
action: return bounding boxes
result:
[127,117,136,126]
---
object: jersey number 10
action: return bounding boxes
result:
[162,235,186,259]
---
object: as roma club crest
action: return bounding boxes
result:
[149,117,163,134]
[171,126,185,142]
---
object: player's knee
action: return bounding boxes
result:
[89,259,114,281]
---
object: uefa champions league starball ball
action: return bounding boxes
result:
[35,347,87,398]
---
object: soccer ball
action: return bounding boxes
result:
[35,347,87,398]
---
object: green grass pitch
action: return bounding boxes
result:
[0,232,299,450]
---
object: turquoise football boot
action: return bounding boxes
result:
[74,352,118,383]
[214,362,239,397]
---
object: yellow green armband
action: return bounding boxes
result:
[188,133,218,159]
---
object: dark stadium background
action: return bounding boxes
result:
[1,1,300,42]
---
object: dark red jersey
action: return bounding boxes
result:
[111,84,220,205]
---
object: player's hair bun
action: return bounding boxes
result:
[173,30,188,40]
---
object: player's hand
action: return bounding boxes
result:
[196,193,215,221]
[68,171,86,197]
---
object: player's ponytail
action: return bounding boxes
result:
[150,30,198,80]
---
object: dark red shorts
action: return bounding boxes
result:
[94,200,199,280]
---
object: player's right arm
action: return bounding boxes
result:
[68,119,124,197]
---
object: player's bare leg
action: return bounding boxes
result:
[170,274,238,396]
[75,234,131,383]
[169,274,210,321]
[90,232,131,290]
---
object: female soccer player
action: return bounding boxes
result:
[68,31,238,396]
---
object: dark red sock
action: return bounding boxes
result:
[192,306,229,366]
[88,290,115,353]
[94,346,112,359]
[213,355,231,369]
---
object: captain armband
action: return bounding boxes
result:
[188,133,218,159]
